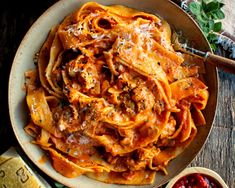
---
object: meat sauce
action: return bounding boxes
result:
[173,173,222,188]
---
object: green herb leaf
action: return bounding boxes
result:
[207,33,217,42]
[189,2,201,15]
[214,22,222,32]
[188,0,225,51]
[212,9,225,19]
[201,0,207,10]
[208,20,214,31]
[218,2,225,8]
[196,14,207,23]
[202,26,210,36]
[210,43,217,51]
[206,2,219,12]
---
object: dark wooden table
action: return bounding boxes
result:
[0,1,234,187]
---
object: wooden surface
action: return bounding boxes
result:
[0,1,234,187]
[190,69,235,188]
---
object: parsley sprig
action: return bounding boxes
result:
[188,0,225,50]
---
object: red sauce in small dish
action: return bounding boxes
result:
[173,173,222,188]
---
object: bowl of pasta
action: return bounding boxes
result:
[8,0,218,187]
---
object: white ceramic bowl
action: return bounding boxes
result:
[8,0,218,187]
[165,167,229,188]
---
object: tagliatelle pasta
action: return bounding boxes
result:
[24,2,209,185]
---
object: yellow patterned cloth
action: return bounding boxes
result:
[0,147,50,188]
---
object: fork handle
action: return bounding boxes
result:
[206,52,235,74]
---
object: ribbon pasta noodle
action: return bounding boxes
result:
[24,2,209,185]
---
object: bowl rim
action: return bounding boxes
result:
[165,166,229,188]
[8,0,218,187]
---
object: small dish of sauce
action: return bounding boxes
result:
[166,167,228,188]
[173,173,222,188]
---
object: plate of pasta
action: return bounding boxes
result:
[8,0,218,187]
